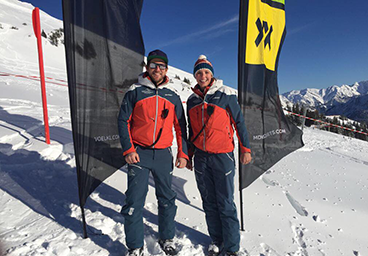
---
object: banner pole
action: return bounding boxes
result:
[237,0,246,232]
[239,147,245,231]
[239,186,245,231]
[302,107,307,131]
[32,7,50,144]
[80,205,88,238]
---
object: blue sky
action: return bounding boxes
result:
[24,0,368,93]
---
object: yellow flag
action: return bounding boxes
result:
[238,0,303,192]
[245,0,285,71]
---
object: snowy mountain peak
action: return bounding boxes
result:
[281,80,368,122]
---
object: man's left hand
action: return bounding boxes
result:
[175,157,187,169]
[240,152,252,165]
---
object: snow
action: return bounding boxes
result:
[281,80,368,110]
[1,1,368,256]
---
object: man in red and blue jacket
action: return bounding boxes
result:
[186,55,251,256]
[118,50,188,256]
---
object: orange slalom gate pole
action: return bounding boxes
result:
[32,7,50,144]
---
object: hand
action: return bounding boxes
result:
[175,157,187,169]
[186,160,193,171]
[240,152,251,165]
[125,152,140,164]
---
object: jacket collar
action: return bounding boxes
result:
[192,78,223,99]
[138,72,170,89]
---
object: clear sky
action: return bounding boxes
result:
[24,0,368,93]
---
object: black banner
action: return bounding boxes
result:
[238,0,303,189]
[62,0,145,208]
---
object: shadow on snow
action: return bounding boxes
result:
[0,107,208,254]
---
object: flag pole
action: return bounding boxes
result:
[239,150,245,231]
[80,205,88,238]
[237,0,246,232]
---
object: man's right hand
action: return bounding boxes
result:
[125,152,140,164]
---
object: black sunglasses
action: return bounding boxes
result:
[149,62,167,70]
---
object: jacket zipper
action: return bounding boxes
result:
[153,88,159,148]
[202,99,206,151]
[226,125,231,138]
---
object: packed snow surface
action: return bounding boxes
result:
[1,0,368,255]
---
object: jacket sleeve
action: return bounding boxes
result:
[227,95,251,154]
[173,97,189,160]
[186,100,194,159]
[118,87,136,156]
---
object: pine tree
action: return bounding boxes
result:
[183,77,191,85]
[41,30,47,38]
[48,28,64,46]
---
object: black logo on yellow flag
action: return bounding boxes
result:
[245,0,285,71]
[255,18,273,50]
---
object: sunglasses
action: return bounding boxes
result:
[149,62,167,70]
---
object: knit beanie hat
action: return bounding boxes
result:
[193,55,214,77]
[147,49,168,64]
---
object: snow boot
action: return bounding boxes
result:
[126,247,143,256]
[158,239,178,255]
[225,252,238,256]
[207,242,223,256]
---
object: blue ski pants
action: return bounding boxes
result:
[121,146,177,249]
[193,149,240,253]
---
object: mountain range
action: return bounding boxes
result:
[280,81,368,123]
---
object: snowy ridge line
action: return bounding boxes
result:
[0,71,189,103]
[285,110,368,136]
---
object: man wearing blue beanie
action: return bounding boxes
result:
[118,49,188,256]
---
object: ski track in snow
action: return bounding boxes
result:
[262,171,309,217]
[258,138,368,256]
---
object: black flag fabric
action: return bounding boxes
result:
[62,0,145,208]
[238,0,304,189]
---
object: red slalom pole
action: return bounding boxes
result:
[32,7,50,144]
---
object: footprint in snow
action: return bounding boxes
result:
[285,192,308,217]
[312,215,326,223]
[260,243,281,256]
[291,224,307,249]
[261,175,279,187]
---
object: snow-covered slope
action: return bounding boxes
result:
[1,1,368,256]
[0,0,65,71]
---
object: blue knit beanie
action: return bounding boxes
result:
[147,49,168,64]
[193,55,214,77]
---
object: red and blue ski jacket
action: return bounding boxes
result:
[187,79,251,156]
[118,72,189,160]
